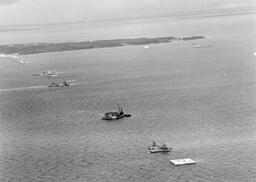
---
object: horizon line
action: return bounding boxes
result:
[0,6,255,28]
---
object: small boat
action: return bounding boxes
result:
[149,141,172,153]
[102,104,131,120]
[48,82,60,87]
[48,81,70,87]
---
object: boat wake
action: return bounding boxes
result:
[0,85,47,92]
[0,82,85,92]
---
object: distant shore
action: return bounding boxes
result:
[0,35,204,55]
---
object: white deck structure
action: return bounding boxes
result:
[170,158,196,166]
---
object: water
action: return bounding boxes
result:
[0,13,255,45]
[0,14,256,181]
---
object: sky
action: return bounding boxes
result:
[0,0,255,26]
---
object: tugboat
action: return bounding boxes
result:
[102,103,131,120]
[148,140,172,153]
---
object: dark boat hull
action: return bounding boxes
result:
[102,116,124,120]
[150,149,172,153]
[148,146,172,153]
[102,114,131,120]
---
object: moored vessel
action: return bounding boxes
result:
[102,104,131,120]
[149,141,172,153]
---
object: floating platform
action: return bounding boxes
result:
[170,158,196,166]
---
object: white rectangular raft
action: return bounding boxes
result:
[170,158,196,166]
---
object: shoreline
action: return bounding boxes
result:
[0,35,204,55]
